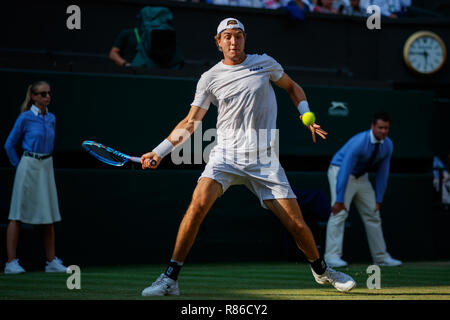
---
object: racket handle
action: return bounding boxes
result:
[130,157,157,167]
[130,157,141,163]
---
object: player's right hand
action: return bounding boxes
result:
[140,151,162,169]
[331,202,347,215]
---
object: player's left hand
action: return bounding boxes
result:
[308,122,328,143]
[299,115,328,143]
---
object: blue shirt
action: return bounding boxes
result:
[330,129,393,203]
[4,105,56,168]
[433,156,446,180]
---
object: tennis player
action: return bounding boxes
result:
[140,18,356,296]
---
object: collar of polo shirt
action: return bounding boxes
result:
[370,129,385,144]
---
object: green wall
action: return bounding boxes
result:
[0,69,441,269]
[1,69,434,162]
[0,168,436,269]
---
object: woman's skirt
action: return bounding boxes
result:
[8,154,61,224]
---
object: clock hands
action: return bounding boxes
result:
[410,47,433,71]
[424,50,429,71]
[409,50,426,55]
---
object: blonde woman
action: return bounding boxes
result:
[4,81,67,274]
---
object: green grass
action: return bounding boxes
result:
[1,261,450,300]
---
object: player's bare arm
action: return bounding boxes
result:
[274,72,307,105]
[274,73,328,143]
[141,105,208,169]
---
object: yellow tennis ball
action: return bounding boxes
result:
[302,112,316,126]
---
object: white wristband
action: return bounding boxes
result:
[152,139,174,159]
[297,100,310,115]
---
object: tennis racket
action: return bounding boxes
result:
[81,140,156,167]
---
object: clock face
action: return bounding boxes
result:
[404,31,447,75]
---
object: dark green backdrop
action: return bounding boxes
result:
[0,69,434,161]
[0,69,443,270]
[0,168,441,270]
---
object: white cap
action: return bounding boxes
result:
[216,18,245,35]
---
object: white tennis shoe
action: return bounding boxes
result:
[376,257,403,267]
[45,257,68,273]
[4,259,26,274]
[311,267,356,292]
[142,273,180,296]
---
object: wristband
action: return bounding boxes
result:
[152,139,174,159]
[297,100,310,115]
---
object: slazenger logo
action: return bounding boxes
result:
[227,20,238,26]
[249,66,263,72]
[328,101,349,117]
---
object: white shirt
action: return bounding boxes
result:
[212,0,264,7]
[387,0,411,12]
[370,128,385,144]
[359,0,391,16]
[192,54,283,155]
[360,0,410,15]
[30,104,48,116]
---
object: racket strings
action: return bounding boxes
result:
[85,144,125,164]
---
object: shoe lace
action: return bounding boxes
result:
[325,267,346,285]
[151,274,169,287]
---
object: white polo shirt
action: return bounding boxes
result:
[191,53,283,159]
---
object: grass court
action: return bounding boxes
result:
[1,261,450,300]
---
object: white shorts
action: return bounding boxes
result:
[198,151,296,209]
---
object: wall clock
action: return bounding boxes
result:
[403,31,447,75]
